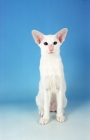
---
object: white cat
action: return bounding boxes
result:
[32,28,68,125]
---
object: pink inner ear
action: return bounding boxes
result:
[56,29,68,43]
[36,35,43,44]
[56,34,64,43]
[59,36,63,43]
[36,39,41,44]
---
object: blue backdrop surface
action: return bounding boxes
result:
[0,0,90,102]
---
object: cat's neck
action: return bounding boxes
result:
[41,51,60,58]
[40,53,60,61]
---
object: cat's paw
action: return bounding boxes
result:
[56,115,66,123]
[39,110,44,117]
[39,117,49,125]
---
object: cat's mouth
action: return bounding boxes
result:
[49,51,54,54]
[47,49,54,54]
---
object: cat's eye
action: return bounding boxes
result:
[53,41,57,45]
[44,42,48,45]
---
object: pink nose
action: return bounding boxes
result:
[49,45,53,52]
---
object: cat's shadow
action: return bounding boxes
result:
[66,96,88,119]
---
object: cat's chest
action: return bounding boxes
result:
[40,56,63,76]
[43,60,56,71]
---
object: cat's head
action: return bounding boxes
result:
[31,28,68,55]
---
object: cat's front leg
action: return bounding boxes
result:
[39,76,51,125]
[56,93,66,122]
[56,83,66,123]
[39,89,51,125]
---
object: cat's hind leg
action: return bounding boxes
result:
[50,102,57,112]
[36,94,44,117]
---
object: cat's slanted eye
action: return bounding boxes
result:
[53,41,57,45]
[44,42,48,45]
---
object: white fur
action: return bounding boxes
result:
[32,28,68,125]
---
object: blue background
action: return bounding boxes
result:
[0,0,90,102]
[0,1,90,140]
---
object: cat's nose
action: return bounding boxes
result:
[49,45,53,52]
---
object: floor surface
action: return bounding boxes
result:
[0,99,90,140]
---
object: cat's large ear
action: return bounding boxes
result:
[56,28,68,43]
[32,30,44,44]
